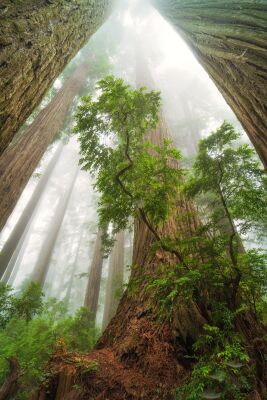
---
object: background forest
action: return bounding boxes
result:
[0,1,266,400]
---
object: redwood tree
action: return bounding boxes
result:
[40,75,266,400]
[0,61,88,231]
[0,142,63,280]
[84,229,105,323]
[0,0,112,154]
[32,166,79,287]
[102,231,124,331]
[153,0,267,168]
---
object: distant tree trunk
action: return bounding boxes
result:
[0,58,91,230]
[64,229,85,308]
[1,223,29,285]
[0,0,112,154]
[31,166,79,287]
[0,142,63,280]
[153,0,267,168]
[102,231,124,331]
[84,229,105,323]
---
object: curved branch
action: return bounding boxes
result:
[114,129,187,268]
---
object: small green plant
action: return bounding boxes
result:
[176,324,252,400]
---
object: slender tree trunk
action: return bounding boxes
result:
[0,142,63,280]
[64,229,85,308]
[102,231,124,331]
[31,166,79,287]
[0,0,112,154]
[153,0,267,168]
[1,222,30,285]
[84,229,105,323]
[0,58,90,230]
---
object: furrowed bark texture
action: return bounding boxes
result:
[102,231,125,331]
[0,0,112,154]
[0,142,63,279]
[84,229,105,323]
[0,61,90,231]
[153,0,267,168]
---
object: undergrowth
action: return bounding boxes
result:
[0,282,99,399]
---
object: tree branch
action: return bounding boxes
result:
[114,129,187,268]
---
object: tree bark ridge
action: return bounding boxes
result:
[0,0,112,153]
[153,0,267,168]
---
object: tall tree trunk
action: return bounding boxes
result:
[2,221,30,285]
[31,166,79,287]
[0,58,91,230]
[102,231,124,331]
[40,56,266,400]
[64,229,85,308]
[153,0,267,168]
[0,0,112,154]
[84,229,105,323]
[0,142,63,280]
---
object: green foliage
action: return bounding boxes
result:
[138,122,266,398]
[185,121,267,237]
[0,282,43,327]
[0,283,99,399]
[75,75,183,244]
[176,324,252,400]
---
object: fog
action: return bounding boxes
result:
[0,0,256,326]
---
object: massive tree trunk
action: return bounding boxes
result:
[36,57,266,400]
[0,0,112,154]
[0,142,63,279]
[84,229,105,323]
[102,231,124,331]
[0,59,91,231]
[38,144,266,400]
[153,0,267,168]
[32,166,79,287]
[40,153,210,400]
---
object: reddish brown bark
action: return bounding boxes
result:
[0,61,89,231]
[102,231,125,331]
[0,0,112,154]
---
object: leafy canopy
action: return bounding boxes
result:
[74,75,183,239]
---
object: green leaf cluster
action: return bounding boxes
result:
[75,75,183,239]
